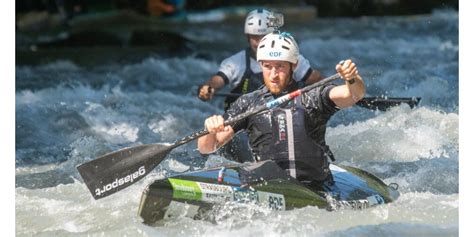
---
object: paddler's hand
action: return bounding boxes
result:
[204,115,231,134]
[198,84,215,101]
[336,59,360,83]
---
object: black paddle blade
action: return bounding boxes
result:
[77,143,173,200]
[357,97,421,111]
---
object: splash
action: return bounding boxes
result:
[327,106,458,163]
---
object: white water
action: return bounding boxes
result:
[15,9,458,236]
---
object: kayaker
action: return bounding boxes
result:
[197,8,324,111]
[197,31,365,188]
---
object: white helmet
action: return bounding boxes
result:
[244,9,275,35]
[256,32,299,64]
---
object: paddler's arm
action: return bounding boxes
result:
[198,75,226,101]
[296,55,324,85]
[304,69,324,85]
[329,59,366,108]
[197,115,235,154]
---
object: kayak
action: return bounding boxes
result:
[138,160,400,225]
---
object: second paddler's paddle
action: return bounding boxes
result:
[214,92,421,111]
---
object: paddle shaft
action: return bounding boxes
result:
[176,73,341,147]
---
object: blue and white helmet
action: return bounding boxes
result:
[244,9,275,35]
[256,32,299,64]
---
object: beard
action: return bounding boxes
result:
[267,84,283,94]
[265,76,290,95]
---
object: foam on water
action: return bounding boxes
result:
[133,192,457,237]
[15,103,459,236]
[327,106,458,163]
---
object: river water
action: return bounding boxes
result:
[15,9,458,236]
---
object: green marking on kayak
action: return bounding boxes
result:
[169,178,202,201]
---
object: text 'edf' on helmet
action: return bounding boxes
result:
[256,32,299,64]
[244,9,275,35]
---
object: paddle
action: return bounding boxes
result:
[77,73,342,200]
[355,97,421,111]
[214,93,421,111]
